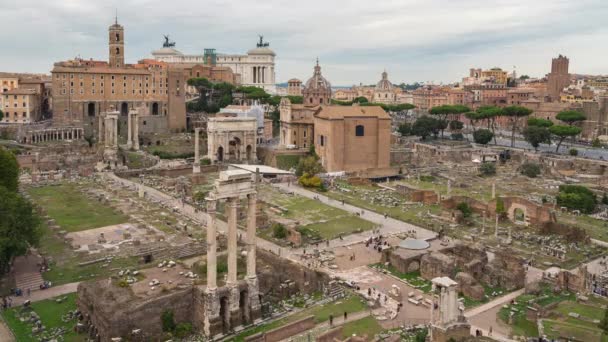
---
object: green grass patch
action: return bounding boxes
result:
[276,154,301,171]
[370,264,432,292]
[341,316,382,339]
[543,318,607,342]
[227,294,367,342]
[37,225,139,285]
[300,216,375,240]
[28,183,129,232]
[1,293,85,342]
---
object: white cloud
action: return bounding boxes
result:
[0,0,606,84]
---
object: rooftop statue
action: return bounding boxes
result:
[163,35,176,48]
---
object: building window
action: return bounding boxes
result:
[355,125,365,136]
[320,135,324,146]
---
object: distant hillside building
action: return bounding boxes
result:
[279,60,330,148]
[51,19,187,132]
[314,105,391,173]
[1,73,49,124]
[152,36,276,93]
[287,78,302,96]
[547,55,570,101]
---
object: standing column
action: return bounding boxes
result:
[227,198,238,285]
[495,214,499,238]
[113,118,118,147]
[133,113,139,150]
[492,182,496,199]
[98,115,103,143]
[127,111,132,149]
[246,194,257,278]
[193,128,201,173]
[206,200,217,289]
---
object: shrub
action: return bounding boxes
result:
[200,158,211,165]
[556,185,597,213]
[419,175,435,182]
[479,162,496,176]
[456,202,472,218]
[603,193,608,205]
[161,310,176,332]
[473,129,494,145]
[569,148,579,156]
[520,163,541,178]
[298,173,322,188]
[592,138,602,148]
[272,223,287,239]
[174,323,193,338]
[152,150,195,159]
[451,133,464,141]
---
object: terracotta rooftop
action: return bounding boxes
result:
[315,105,390,120]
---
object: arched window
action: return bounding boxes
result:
[319,98,323,104]
[355,125,364,136]
[115,33,120,42]
[116,47,120,55]
[320,135,324,146]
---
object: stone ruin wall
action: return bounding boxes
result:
[77,281,195,341]
[17,142,98,175]
[77,249,330,340]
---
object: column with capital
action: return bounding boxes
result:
[226,197,242,328]
[227,198,238,285]
[246,193,262,323]
[206,199,217,289]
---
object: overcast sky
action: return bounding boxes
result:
[1,0,607,85]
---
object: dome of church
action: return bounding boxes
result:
[247,46,276,56]
[375,71,393,91]
[304,62,331,91]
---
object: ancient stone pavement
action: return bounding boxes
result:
[272,182,437,241]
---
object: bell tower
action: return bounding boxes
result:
[108,16,124,68]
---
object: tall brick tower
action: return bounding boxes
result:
[108,17,125,68]
[547,55,570,101]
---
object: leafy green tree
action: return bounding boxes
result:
[0,109,3,121]
[602,193,608,205]
[519,75,530,80]
[295,156,323,177]
[412,116,441,140]
[520,163,541,178]
[569,148,579,156]
[476,106,503,144]
[523,126,551,151]
[593,138,602,148]
[527,117,554,128]
[479,162,496,176]
[429,105,470,137]
[0,187,41,274]
[473,129,494,145]
[503,106,533,147]
[353,96,369,103]
[556,110,586,126]
[0,147,19,192]
[465,111,483,133]
[397,122,412,136]
[449,120,464,130]
[550,125,582,153]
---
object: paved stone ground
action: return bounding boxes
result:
[10,282,81,306]
[0,318,15,342]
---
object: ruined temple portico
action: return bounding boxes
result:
[204,170,261,337]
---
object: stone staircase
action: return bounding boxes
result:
[16,271,44,293]
[327,280,345,300]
